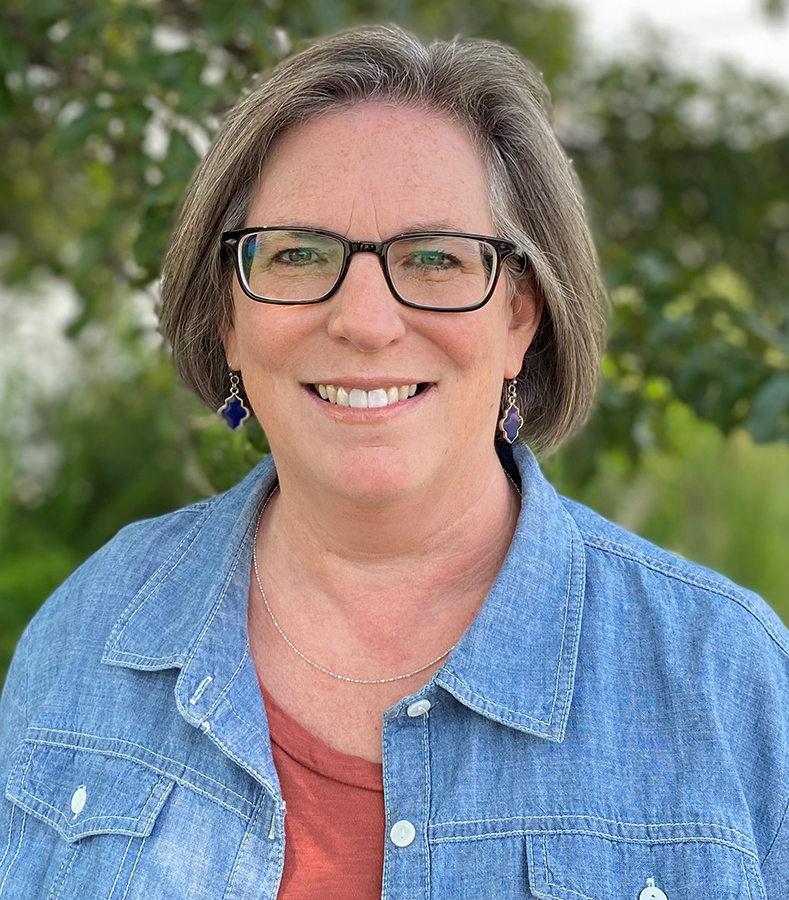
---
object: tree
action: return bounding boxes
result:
[1,0,788,676]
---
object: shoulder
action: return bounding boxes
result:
[0,493,226,778]
[19,450,277,671]
[560,492,789,660]
[25,496,219,646]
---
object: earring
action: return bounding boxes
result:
[218,369,250,430]
[499,378,523,444]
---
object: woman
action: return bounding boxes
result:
[1,24,787,900]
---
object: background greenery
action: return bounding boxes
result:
[1,0,788,685]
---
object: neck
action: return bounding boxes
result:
[252,446,521,672]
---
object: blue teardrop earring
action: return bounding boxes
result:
[499,378,523,444]
[218,368,250,430]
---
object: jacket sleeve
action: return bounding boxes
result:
[761,791,789,898]
[0,623,32,785]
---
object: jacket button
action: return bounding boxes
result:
[406,700,431,717]
[390,820,416,846]
[639,879,668,900]
[70,786,87,817]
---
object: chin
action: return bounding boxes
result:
[317,447,426,503]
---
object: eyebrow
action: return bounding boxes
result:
[273,220,469,236]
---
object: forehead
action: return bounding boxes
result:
[246,102,494,235]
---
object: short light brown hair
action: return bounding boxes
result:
[159,24,609,457]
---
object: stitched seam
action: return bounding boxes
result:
[760,785,789,868]
[119,833,146,900]
[222,798,263,900]
[742,853,754,900]
[543,506,574,728]
[13,768,241,826]
[430,830,757,856]
[0,798,15,885]
[429,814,753,846]
[22,733,253,816]
[18,742,35,796]
[543,835,596,900]
[48,845,77,900]
[134,777,163,833]
[0,807,23,899]
[382,712,391,900]
[422,710,430,900]
[206,644,249,720]
[31,730,251,802]
[201,726,268,793]
[525,835,537,898]
[555,512,585,733]
[43,844,75,897]
[16,759,164,831]
[106,835,134,900]
[439,674,552,728]
[15,794,147,828]
[177,507,256,725]
[224,693,274,750]
[542,836,548,885]
[6,793,161,840]
[748,852,767,900]
[268,799,286,894]
[107,511,210,650]
[580,534,789,657]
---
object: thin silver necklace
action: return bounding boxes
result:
[251,467,522,684]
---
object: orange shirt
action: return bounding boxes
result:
[258,679,385,899]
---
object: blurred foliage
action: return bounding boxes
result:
[762,0,788,21]
[1,0,788,680]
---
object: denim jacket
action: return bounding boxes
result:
[1,441,788,899]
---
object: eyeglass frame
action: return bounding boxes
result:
[220,226,527,313]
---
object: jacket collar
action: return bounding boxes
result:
[103,442,585,745]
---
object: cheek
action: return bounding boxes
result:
[232,302,313,374]
[444,317,508,378]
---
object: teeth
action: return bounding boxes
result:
[348,389,368,408]
[367,388,388,408]
[314,383,422,407]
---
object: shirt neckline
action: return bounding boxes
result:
[258,678,384,792]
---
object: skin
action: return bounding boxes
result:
[224,103,543,694]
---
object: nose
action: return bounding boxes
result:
[326,251,407,351]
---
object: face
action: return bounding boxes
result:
[223,103,542,503]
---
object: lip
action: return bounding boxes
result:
[305,378,428,391]
[302,382,435,421]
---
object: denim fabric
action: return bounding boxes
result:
[1,441,788,899]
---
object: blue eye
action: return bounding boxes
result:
[410,251,458,270]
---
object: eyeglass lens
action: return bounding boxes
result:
[239,230,497,308]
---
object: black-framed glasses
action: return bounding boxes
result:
[220,226,526,312]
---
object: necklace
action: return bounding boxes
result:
[251,467,522,684]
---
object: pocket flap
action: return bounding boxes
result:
[5,739,174,843]
[525,820,764,900]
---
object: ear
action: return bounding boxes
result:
[505,287,544,379]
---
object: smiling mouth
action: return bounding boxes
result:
[308,383,432,408]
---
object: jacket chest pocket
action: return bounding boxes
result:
[2,738,174,900]
[525,821,766,900]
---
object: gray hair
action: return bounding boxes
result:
[159,24,609,457]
